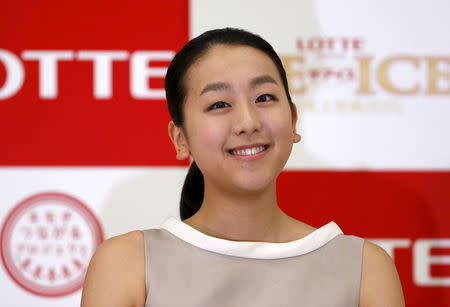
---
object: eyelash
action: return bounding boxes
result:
[208,94,277,110]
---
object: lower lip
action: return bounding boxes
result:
[228,146,270,161]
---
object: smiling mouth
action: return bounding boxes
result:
[228,145,270,156]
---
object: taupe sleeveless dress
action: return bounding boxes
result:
[143,217,364,306]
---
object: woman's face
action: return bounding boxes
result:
[170,44,300,194]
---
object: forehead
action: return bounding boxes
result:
[184,45,281,93]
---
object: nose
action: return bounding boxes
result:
[232,100,262,136]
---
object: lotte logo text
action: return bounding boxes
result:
[0,49,175,100]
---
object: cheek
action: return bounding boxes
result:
[265,110,293,140]
[200,126,225,147]
[187,116,229,155]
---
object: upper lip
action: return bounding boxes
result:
[228,143,269,152]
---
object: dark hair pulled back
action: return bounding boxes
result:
[165,27,293,220]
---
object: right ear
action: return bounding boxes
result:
[168,121,190,160]
[290,103,301,143]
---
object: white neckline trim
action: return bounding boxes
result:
[160,217,344,259]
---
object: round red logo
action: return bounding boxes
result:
[0,192,103,297]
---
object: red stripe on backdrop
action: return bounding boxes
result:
[277,170,450,306]
[0,1,189,166]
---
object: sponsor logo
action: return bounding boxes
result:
[282,36,449,113]
[372,239,450,286]
[0,192,103,297]
[0,49,174,100]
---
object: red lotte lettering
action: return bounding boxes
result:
[372,239,450,287]
[0,49,175,100]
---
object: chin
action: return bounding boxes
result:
[232,174,275,194]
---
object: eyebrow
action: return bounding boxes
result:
[199,75,279,96]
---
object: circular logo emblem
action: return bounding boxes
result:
[1,192,103,297]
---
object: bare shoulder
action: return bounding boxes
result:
[81,230,146,307]
[283,215,318,240]
[359,240,405,307]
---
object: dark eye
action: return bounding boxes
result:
[256,94,276,103]
[208,101,230,110]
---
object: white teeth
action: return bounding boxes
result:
[231,146,266,156]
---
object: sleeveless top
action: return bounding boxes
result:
[143,217,364,307]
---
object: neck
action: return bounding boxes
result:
[182,178,293,242]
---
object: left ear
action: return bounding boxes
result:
[168,120,191,160]
[291,103,301,143]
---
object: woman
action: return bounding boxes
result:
[81,28,405,306]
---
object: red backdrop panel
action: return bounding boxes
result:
[278,170,450,306]
[0,1,189,166]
